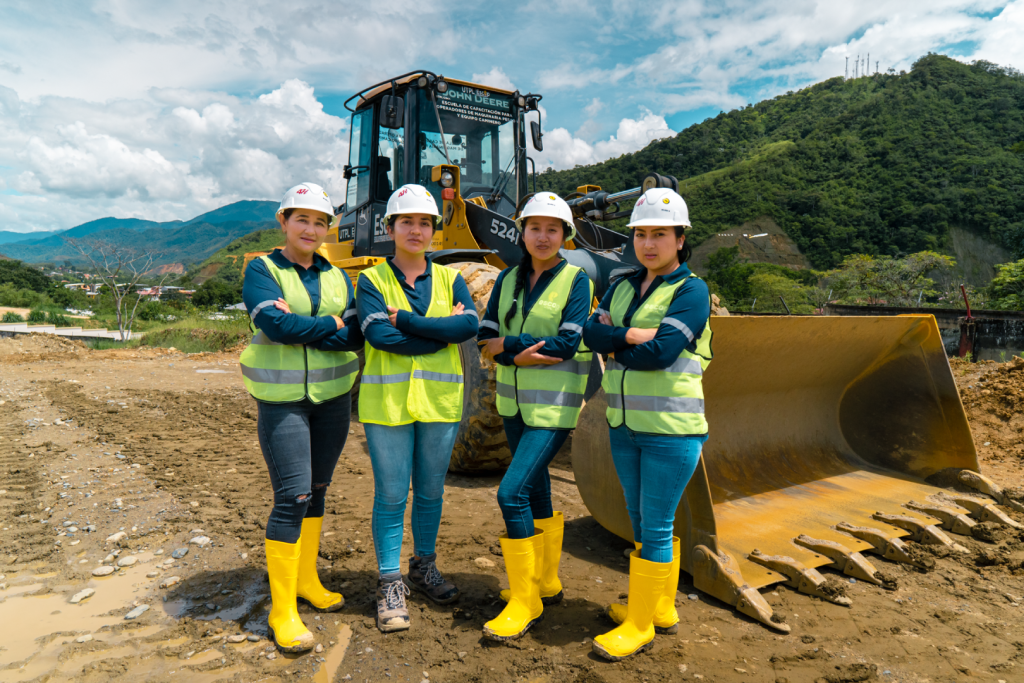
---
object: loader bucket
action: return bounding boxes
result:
[572,315,979,630]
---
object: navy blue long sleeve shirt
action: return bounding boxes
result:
[242,249,362,352]
[356,258,478,356]
[477,259,593,365]
[583,263,710,371]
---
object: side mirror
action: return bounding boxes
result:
[380,95,404,129]
[530,120,543,151]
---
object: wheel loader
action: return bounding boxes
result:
[247,69,1022,631]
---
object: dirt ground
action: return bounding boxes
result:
[1,335,1023,683]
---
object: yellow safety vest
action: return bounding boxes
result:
[240,254,359,404]
[602,274,713,435]
[358,261,464,425]
[495,264,594,429]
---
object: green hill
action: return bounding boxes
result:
[540,54,1024,269]
[190,229,284,286]
[4,200,279,267]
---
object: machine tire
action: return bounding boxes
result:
[449,262,511,472]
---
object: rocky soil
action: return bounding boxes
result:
[0,335,1022,683]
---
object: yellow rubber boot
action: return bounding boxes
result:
[593,550,671,661]
[265,538,315,652]
[500,511,565,605]
[296,517,345,612]
[607,537,681,634]
[483,530,544,641]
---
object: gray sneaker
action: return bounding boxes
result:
[407,555,460,605]
[376,579,411,633]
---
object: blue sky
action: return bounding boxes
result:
[1,0,1023,232]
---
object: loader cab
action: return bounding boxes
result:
[339,73,530,257]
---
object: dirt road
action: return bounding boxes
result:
[1,336,1023,683]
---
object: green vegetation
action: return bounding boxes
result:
[986,258,1024,309]
[540,55,1024,269]
[0,258,51,292]
[188,229,283,287]
[27,309,46,323]
[192,280,242,308]
[2,311,22,322]
[87,313,251,352]
[706,246,818,309]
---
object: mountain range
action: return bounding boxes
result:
[1,200,278,267]
[540,54,1024,273]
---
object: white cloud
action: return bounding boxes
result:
[0,80,349,232]
[532,109,676,171]
[471,67,518,93]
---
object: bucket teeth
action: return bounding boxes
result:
[834,522,933,570]
[692,545,791,633]
[871,512,954,547]
[904,501,976,535]
[748,549,852,606]
[958,470,1024,514]
[793,534,881,585]
[944,494,1024,530]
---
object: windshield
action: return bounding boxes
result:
[417,86,516,211]
[346,107,373,210]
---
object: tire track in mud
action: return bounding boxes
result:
[0,397,61,571]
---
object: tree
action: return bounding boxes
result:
[987,259,1024,310]
[748,273,813,313]
[192,279,242,309]
[65,238,170,341]
[824,251,955,306]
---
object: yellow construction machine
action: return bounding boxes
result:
[248,69,1023,630]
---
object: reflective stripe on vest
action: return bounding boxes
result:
[495,263,594,429]
[239,255,359,404]
[358,262,464,425]
[601,274,713,435]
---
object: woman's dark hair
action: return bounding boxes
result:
[676,226,693,265]
[281,208,331,226]
[503,218,568,328]
[386,215,436,232]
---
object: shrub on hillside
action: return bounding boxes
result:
[192,279,242,309]
[2,311,23,323]
[0,283,53,309]
[47,312,71,326]
[27,309,47,323]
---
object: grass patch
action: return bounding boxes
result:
[138,313,251,353]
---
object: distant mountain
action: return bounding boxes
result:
[185,200,277,225]
[190,229,284,286]
[538,54,1024,270]
[0,229,64,246]
[5,200,279,267]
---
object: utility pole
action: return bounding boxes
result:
[845,56,849,79]
[855,55,859,78]
[867,52,870,76]
[876,60,879,74]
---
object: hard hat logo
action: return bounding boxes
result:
[662,198,671,204]
[296,189,309,195]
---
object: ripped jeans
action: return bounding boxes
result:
[256,393,351,543]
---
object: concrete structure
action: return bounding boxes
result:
[0,322,139,341]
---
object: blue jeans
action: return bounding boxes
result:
[497,416,569,539]
[364,421,459,576]
[609,426,708,564]
[256,394,351,543]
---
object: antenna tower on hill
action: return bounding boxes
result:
[845,56,849,79]
[867,53,870,76]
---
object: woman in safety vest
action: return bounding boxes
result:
[239,183,362,652]
[356,184,479,633]
[477,193,593,641]
[582,188,712,661]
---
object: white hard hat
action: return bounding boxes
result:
[278,182,334,219]
[514,192,577,241]
[385,184,442,226]
[627,188,690,228]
